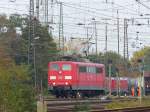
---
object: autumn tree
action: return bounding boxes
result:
[6,14,59,92]
[130,46,150,77]
[0,15,36,112]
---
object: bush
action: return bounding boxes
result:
[73,102,91,112]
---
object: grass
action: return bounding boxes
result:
[73,102,91,112]
[106,97,150,109]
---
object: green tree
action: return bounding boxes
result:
[0,43,35,112]
[86,51,129,77]
[14,18,59,91]
[1,14,59,92]
[131,46,150,73]
[0,61,36,112]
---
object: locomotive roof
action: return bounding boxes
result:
[49,61,104,67]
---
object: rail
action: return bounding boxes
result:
[39,97,139,112]
[92,106,150,112]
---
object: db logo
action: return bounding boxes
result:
[58,76,62,79]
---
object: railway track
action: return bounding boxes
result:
[41,97,139,112]
[46,100,106,112]
[44,97,109,112]
[92,106,150,112]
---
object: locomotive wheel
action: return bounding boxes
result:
[64,91,68,98]
[76,92,84,98]
[55,90,59,98]
[55,92,60,98]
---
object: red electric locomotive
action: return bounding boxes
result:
[48,61,106,97]
[111,77,128,95]
[104,77,129,96]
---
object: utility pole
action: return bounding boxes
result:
[136,31,139,51]
[116,68,119,96]
[137,58,144,104]
[109,64,112,96]
[126,20,129,60]
[36,0,39,20]
[105,20,108,52]
[58,2,64,55]
[104,19,108,71]
[123,18,129,60]
[28,0,35,64]
[103,18,110,73]
[123,18,126,60]
[102,18,110,52]
[108,60,112,96]
[86,27,89,40]
[92,18,98,56]
[95,21,98,56]
[33,42,37,90]
[45,0,49,26]
[117,10,120,54]
[86,26,89,55]
[49,0,54,35]
[29,0,37,89]
[35,0,39,36]
[117,10,120,97]
[142,58,145,96]
[50,0,54,24]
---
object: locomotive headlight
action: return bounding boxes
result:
[65,82,68,85]
[53,82,56,86]
[65,76,72,80]
[50,76,56,80]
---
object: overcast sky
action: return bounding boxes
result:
[1,0,150,57]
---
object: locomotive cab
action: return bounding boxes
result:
[48,61,75,97]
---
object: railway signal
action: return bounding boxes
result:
[137,58,145,104]
[108,59,112,96]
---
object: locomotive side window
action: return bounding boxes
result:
[50,64,59,70]
[79,66,103,74]
[96,67,103,74]
[79,66,86,73]
[87,66,96,74]
[62,64,71,71]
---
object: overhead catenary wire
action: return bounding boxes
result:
[0,0,150,56]
[62,1,140,16]
[135,0,150,10]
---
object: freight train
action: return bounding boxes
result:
[48,61,147,98]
